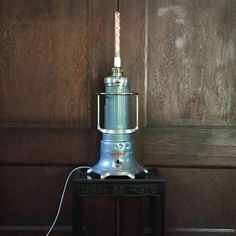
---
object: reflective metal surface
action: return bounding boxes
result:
[87,74,147,179]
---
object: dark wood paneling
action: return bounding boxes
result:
[0,166,77,225]
[0,0,90,126]
[120,0,146,125]
[144,1,236,234]
[143,127,236,167]
[0,127,98,165]
[90,0,114,127]
[147,0,236,126]
[160,167,236,228]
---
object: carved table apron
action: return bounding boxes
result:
[72,167,165,236]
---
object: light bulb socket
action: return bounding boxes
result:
[112,67,123,77]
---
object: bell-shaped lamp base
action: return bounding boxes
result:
[87,155,148,179]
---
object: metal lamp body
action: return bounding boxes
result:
[87,75,147,179]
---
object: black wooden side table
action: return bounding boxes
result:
[72,167,165,236]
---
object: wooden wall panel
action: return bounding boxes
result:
[0,1,97,235]
[142,0,236,235]
[160,168,236,228]
[0,166,74,225]
[143,127,236,167]
[0,127,94,165]
[90,0,114,127]
[0,0,90,126]
[120,0,146,125]
[147,0,236,126]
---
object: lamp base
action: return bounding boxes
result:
[87,158,148,179]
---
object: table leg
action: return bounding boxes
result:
[115,197,121,236]
[159,186,165,236]
[152,194,165,236]
[73,194,82,236]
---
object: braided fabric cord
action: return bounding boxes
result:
[115,11,120,58]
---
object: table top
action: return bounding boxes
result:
[73,167,166,184]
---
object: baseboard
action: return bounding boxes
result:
[166,228,236,236]
[0,225,71,231]
[1,226,235,236]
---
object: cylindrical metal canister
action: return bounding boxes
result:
[104,77,130,130]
